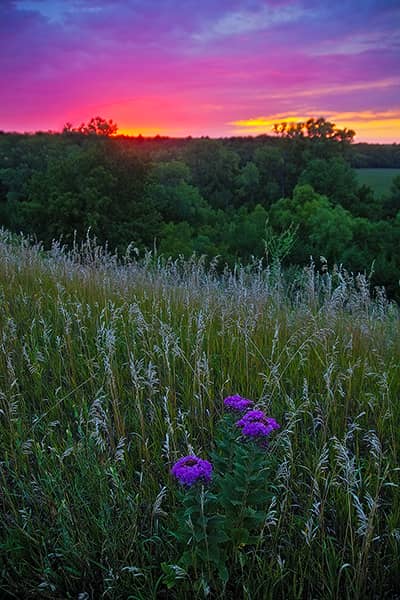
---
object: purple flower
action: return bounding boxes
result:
[236,410,280,441]
[241,421,274,437]
[171,455,213,487]
[264,417,280,432]
[236,410,266,427]
[224,394,254,412]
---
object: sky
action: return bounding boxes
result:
[1,0,400,142]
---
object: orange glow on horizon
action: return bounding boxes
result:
[230,111,400,143]
[118,126,169,137]
[69,109,400,143]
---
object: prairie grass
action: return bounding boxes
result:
[0,230,399,599]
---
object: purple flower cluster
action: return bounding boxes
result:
[236,410,265,425]
[223,394,254,412]
[171,396,280,486]
[236,410,280,440]
[171,455,213,487]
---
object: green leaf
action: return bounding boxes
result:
[218,563,229,584]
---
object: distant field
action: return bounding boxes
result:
[355,168,400,196]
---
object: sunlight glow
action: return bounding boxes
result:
[230,111,400,143]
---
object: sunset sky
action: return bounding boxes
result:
[1,0,399,142]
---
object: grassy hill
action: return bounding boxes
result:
[0,231,399,599]
[355,167,400,196]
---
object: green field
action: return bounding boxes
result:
[355,168,400,196]
[0,232,399,598]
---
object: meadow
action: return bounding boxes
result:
[0,230,399,599]
[355,168,400,196]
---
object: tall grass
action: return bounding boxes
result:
[0,229,399,599]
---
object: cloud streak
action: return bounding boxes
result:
[192,4,308,41]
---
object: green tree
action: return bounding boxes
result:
[225,204,268,260]
[352,184,383,220]
[20,140,159,251]
[270,184,354,264]
[149,160,206,224]
[236,161,260,206]
[298,157,358,209]
[183,141,240,209]
[254,147,285,202]
[158,221,194,256]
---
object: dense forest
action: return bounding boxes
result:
[1,117,400,297]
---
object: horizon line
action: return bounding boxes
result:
[1,129,399,145]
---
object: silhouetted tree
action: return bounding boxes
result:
[63,116,118,137]
[273,117,355,144]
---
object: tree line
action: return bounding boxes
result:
[0,117,400,297]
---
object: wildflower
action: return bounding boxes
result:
[265,417,280,431]
[236,410,280,441]
[241,421,274,438]
[171,455,213,487]
[236,410,266,426]
[223,394,254,412]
